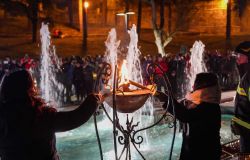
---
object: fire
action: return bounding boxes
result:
[120,60,129,84]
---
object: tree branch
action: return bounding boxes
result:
[150,0,158,30]
[159,0,165,30]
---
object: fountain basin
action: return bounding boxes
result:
[105,89,152,113]
[56,114,236,160]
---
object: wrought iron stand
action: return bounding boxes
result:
[93,63,177,160]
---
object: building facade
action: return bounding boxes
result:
[69,0,249,35]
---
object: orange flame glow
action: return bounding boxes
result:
[120,60,129,84]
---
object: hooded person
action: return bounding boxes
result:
[0,70,100,160]
[161,72,222,160]
[233,41,250,154]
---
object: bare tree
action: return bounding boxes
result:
[1,0,53,43]
[167,0,172,33]
[102,0,107,25]
[149,0,200,56]
[234,0,248,17]
[150,0,173,56]
[67,0,73,26]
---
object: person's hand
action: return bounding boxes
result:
[99,88,112,100]
[94,93,105,104]
[80,94,101,114]
[84,94,101,107]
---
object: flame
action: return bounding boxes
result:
[120,60,129,84]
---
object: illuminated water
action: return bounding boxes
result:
[40,23,63,107]
[103,25,154,154]
[55,28,235,160]
[56,114,236,160]
[187,41,207,92]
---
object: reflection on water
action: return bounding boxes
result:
[56,114,235,160]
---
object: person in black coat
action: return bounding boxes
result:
[162,72,222,160]
[83,60,95,96]
[0,70,100,160]
[73,61,85,102]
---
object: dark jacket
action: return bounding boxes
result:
[235,71,250,123]
[235,71,250,136]
[73,66,84,84]
[0,95,98,160]
[165,100,221,160]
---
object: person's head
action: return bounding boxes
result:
[236,53,248,65]
[24,54,29,59]
[235,41,250,77]
[157,54,162,62]
[193,72,219,91]
[235,41,250,63]
[11,59,16,64]
[0,70,38,105]
[147,55,152,61]
[85,56,91,62]
[76,61,81,67]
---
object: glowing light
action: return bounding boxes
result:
[120,60,129,84]
[219,0,227,9]
[116,13,126,16]
[126,12,135,15]
[116,12,135,16]
[84,1,89,9]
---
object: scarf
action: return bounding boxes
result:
[185,85,221,109]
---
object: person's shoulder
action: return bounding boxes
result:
[240,71,250,85]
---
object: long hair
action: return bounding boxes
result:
[0,70,44,108]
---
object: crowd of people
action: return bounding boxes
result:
[0,51,239,104]
[0,46,249,159]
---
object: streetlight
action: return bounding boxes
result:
[84,1,89,9]
[82,1,89,49]
[116,11,135,30]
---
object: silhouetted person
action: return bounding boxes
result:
[155,54,168,92]
[73,61,85,102]
[61,59,74,103]
[160,73,221,160]
[83,60,94,96]
[0,70,99,160]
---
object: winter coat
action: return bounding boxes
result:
[0,95,98,160]
[234,71,250,135]
[164,100,221,160]
[235,71,250,123]
[73,66,84,85]
[155,61,168,77]
[83,65,94,82]
[62,63,74,85]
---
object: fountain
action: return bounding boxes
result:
[52,26,237,160]
[40,23,63,107]
[94,24,169,160]
[186,40,207,92]
[104,27,156,113]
